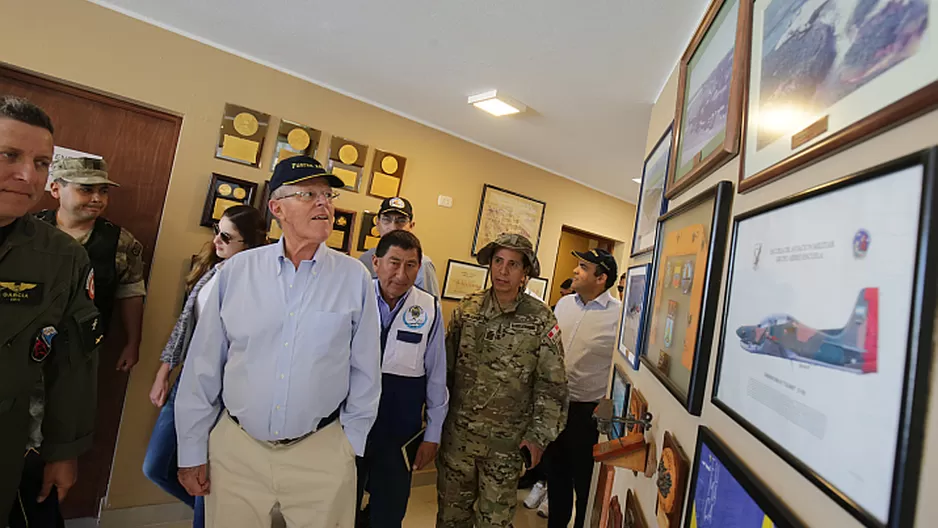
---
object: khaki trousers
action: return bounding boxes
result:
[206,413,357,528]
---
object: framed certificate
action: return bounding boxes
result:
[526,277,549,301]
[471,184,546,256]
[618,263,651,370]
[442,260,489,301]
[713,148,937,527]
[200,173,257,227]
[641,181,734,415]
[632,124,671,256]
[215,103,269,167]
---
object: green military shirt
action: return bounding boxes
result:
[0,215,102,462]
[445,289,568,451]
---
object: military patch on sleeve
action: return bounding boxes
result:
[31,326,57,362]
[0,281,43,305]
[547,324,561,344]
[78,312,105,352]
[85,269,95,300]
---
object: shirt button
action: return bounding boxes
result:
[289,284,294,288]
[280,374,285,379]
[276,405,281,410]
[284,342,289,347]
[274,431,279,436]
[290,312,294,317]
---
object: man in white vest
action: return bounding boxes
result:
[356,230,448,528]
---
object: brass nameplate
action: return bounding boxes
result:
[791,115,829,150]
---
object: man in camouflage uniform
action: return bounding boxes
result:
[37,157,146,370]
[0,96,102,526]
[437,233,568,528]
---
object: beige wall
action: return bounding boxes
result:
[2,0,635,510]
[611,62,938,526]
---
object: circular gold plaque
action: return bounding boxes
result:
[338,144,359,165]
[233,187,247,200]
[381,155,399,174]
[287,128,311,151]
[217,183,233,196]
[233,112,259,136]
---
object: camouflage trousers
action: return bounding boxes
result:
[436,425,524,528]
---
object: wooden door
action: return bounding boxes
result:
[0,66,181,519]
[549,226,618,307]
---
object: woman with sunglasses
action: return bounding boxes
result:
[143,205,266,528]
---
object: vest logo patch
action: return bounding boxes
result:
[547,324,561,344]
[0,281,43,305]
[86,269,95,300]
[32,326,57,362]
[403,305,428,329]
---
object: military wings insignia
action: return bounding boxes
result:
[0,282,38,293]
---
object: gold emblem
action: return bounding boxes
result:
[381,155,399,174]
[217,183,233,196]
[338,144,359,165]
[233,112,259,136]
[233,187,247,200]
[0,282,38,293]
[336,217,348,227]
[287,128,311,151]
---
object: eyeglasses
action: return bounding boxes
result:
[379,214,411,226]
[213,223,243,245]
[275,190,340,203]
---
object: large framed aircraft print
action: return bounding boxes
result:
[712,148,938,528]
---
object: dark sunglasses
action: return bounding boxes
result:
[213,223,243,245]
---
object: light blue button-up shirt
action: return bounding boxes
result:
[374,281,449,443]
[175,239,381,467]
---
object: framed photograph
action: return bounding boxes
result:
[609,365,631,440]
[740,0,938,192]
[200,173,258,228]
[713,148,937,527]
[667,0,753,199]
[442,260,490,301]
[527,277,549,301]
[356,211,380,252]
[626,489,649,528]
[326,208,355,254]
[471,184,546,256]
[369,150,406,199]
[684,427,806,528]
[640,181,734,415]
[215,103,269,167]
[258,180,281,242]
[328,136,368,193]
[656,432,690,528]
[270,119,321,171]
[632,124,672,256]
[618,264,651,370]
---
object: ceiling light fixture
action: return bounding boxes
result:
[468,90,526,117]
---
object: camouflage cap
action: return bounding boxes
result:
[476,232,540,277]
[50,157,119,187]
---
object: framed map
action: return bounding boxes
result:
[471,184,546,256]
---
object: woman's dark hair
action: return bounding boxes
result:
[186,205,267,291]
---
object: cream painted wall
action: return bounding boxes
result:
[611,64,938,526]
[2,0,636,510]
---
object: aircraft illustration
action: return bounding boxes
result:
[735,288,878,374]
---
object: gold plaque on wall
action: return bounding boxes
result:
[270,119,323,171]
[356,211,381,252]
[368,149,406,199]
[200,173,258,227]
[328,136,368,193]
[216,103,270,167]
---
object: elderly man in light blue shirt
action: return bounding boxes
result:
[174,156,381,528]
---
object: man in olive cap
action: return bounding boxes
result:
[437,233,568,528]
[37,157,146,372]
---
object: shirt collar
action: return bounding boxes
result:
[576,289,614,308]
[482,288,523,317]
[275,237,328,275]
[374,279,413,322]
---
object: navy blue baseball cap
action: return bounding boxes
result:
[270,156,344,194]
[572,248,618,279]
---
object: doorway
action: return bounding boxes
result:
[0,66,181,519]
[548,226,616,307]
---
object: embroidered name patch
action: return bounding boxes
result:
[0,281,43,305]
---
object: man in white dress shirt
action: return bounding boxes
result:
[174,156,381,528]
[544,248,620,528]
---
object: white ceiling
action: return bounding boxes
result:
[92,0,708,202]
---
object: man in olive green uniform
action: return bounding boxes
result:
[437,233,568,528]
[0,96,102,524]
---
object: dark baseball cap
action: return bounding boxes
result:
[572,248,618,279]
[378,196,414,219]
[270,156,344,194]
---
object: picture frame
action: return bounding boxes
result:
[442,260,490,301]
[712,148,938,528]
[627,388,648,437]
[199,173,258,228]
[609,364,631,440]
[739,0,938,193]
[258,180,281,242]
[526,277,549,301]
[683,427,806,528]
[631,124,672,256]
[590,464,616,528]
[625,489,649,528]
[327,208,356,254]
[215,103,269,167]
[471,184,546,256]
[356,211,380,252]
[270,119,321,171]
[640,181,734,415]
[328,136,369,193]
[667,0,753,199]
[618,263,651,370]
[368,149,406,199]
[656,432,690,528]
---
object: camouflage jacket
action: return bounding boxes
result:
[445,289,568,450]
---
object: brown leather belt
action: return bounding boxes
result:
[230,408,340,447]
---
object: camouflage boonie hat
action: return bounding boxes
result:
[476,232,540,276]
[50,157,119,187]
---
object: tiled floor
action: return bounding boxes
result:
[404,486,548,528]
